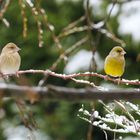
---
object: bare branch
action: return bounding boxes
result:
[0,0,11,20]
[58,24,125,47]
[50,36,89,71]
[104,0,118,25]
[62,16,86,32]
[38,36,89,86]
[19,0,28,38]
[0,84,140,101]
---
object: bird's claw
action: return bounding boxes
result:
[104,75,110,81]
[16,72,19,77]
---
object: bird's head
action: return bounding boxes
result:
[109,46,126,57]
[1,43,21,54]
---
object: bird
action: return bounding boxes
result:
[104,46,126,77]
[0,42,21,75]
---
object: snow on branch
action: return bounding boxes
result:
[3,69,140,86]
[78,101,140,136]
[0,70,139,101]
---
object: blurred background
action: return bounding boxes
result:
[0,0,140,139]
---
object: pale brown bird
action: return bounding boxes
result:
[0,43,21,75]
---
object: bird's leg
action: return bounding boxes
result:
[0,72,4,78]
[16,71,19,77]
[0,72,9,83]
[116,77,122,85]
[104,75,110,81]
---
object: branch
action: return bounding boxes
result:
[38,36,89,86]
[0,84,140,101]
[116,0,140,4]
[5,69,140,86]
[78,102,140,136]
[58,24,125,47]
[49,36,89,71]
[0,0,11,19]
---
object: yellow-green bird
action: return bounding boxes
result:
[104,46,126,77]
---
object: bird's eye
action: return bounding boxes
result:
[9,46,14,49]
[117,49,121,53]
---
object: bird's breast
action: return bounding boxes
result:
[0,52,21,74]
[104,55,125,77]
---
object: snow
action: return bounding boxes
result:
[93,111,99,118]
[1,121,50,140]
[79,108,83,112]
[26,0,34,7]
[83,110,90,116]
[123,137,140,140]
[100,83,118,90]
[126,125,136,133]
[107,4,119,17]
[64,50,103,74]
[126,101,139,110]
[88,0,103,17]
[118,1,140,42]
[93,121,100,126]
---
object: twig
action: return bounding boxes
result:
[104,0,118,25]
[78,103,140,136]
[50,36,89,70]
[58,25,125,47]
[62,16,86,32]
[19,0,28,38]
[85,0,97,75]
[38,36,89,86]
[0,0,11,20]
[38,7,65,53]
[115,100,138,132]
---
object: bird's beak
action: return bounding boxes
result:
[121,51,126,55]
[17,47,21,51]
